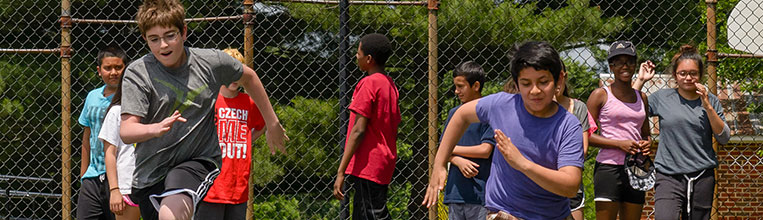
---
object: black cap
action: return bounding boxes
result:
[607,40,637,61]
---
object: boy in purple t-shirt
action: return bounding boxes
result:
[423,41,584,219]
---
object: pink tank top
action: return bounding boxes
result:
[596,86,645,165]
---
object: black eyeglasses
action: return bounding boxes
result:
[676,70,700,78]
[610,60,637,68]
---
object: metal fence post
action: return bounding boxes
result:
[427,0,439,219]
[243,1,256,220]
[244,0,255,69]
[60,0,73,219]
[338,0,351,219]
[705,0,719,219]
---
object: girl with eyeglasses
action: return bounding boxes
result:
[643,45,730,220]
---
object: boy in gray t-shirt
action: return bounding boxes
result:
[119,1,287,219]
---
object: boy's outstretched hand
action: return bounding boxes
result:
[421,165,447,208]
[494,129,529,170]
[265,123,289,155]
[154,110,186,138]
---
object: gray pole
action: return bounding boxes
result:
[338,0,351,219]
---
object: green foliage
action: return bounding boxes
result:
[388,182,413,219]
[582,147,599,220]
[0,98,23,118]
[250,136,285,186]
[563,58,600,102]
[0,57,62,197]
[275,97,341,179]
[748,103,763,114]
[437,0,627,51]
[249,183,413,219]
[394,76,426,162]
[284,2,428,43]
[251,195,302,219]
[282,0,626,53]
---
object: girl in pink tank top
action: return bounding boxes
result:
[586,40,653,220]
[596,86,645,165]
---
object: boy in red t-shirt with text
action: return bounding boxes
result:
[332,33,400,219]
[196,48,265,220]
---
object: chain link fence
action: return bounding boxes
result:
[0,0,761,219]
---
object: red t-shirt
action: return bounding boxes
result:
[345,73,401,185]
[204,92,265,204]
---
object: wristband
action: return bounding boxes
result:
[110,187,119,191]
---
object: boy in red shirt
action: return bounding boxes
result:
[195,48,265,219]
[332,33,400,219]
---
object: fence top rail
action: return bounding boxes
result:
[0,175,55,182]
[718,53,763,59]
[71,15,243,25]
[263,0,428,5]
[725,135,763,145]
[0,190,62,199]
[0,48,60,54]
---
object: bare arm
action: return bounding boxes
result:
[333,113,369,200]
[452,143,493,159]
[639,92,653,155]
[104,141,119,191]
[696,83,729,144]
[80,127,91,177]
[422,100,481,207]
[705,106,726,136]
[632,60,655,91]
[494,129,581,197]
[251,128,265,142]
[238,65,288,154]
[120,111,186,144]
[449,156,480,178]
[583,131,589,156]
[103,140,125,214]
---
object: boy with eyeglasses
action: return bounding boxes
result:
[119,0,288,219]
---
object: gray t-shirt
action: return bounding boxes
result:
[569,99,590,132]
[121,47,243,189]
[649,88,727,174]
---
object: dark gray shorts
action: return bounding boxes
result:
[129,160,219,220]
[195,201,246,220]
[448,203,487,220]
[654,169,714,220]
[76,174,115,220]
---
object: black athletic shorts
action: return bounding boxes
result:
[346,175,391,220]
[569,184,585,211]
[593,162,645,204]
[77,174,115,220]
[130,160,219,220]
[195,201,247,220]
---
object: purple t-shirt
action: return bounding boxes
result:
[475,92,584,219]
